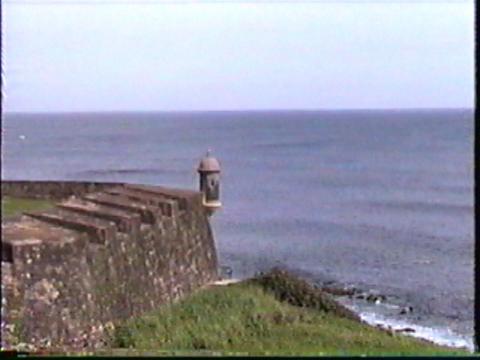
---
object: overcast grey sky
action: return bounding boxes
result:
[2,0,474,112]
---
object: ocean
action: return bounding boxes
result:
[1,109,474,349]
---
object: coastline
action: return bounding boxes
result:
[107,270,470,355]
[314,277,474,352]
[320,279,475,352]
[3,111,474,354]
[218,267,474,353]
[338,298,474,352]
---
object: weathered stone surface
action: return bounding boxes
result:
[105,186,180,217]
[2,181,118,200]
[82,193,158,224]
[25,209,117,245]
[1,181,218,350]
[57,199,142,234]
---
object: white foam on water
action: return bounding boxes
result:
[212,278,241,286]
[358,311,475,353]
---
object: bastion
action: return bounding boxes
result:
[1,180,219,349]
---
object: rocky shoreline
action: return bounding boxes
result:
[218,264,474,352]
[319,283,474,352]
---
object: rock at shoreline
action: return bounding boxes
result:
[249,268,361,322]
[396,327,416,333]
[321,287,357,297]
[366,294,386,304]
[399,306,414,315]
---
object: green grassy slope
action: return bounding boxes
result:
[107,272,468,356]
[1,197,472,356]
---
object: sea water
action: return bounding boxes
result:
[2,109,474,349]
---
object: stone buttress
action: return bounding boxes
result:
[1,182,218,349]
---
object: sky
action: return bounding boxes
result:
[2,0,475,112]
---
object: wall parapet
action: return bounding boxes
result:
[1,181,219,350]
[2,180,121,200]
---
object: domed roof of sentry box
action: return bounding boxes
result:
[197,150,221,172]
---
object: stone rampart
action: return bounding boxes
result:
[1,181,219,350]
[2,180,120,200]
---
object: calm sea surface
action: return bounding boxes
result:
[2,110,474,345]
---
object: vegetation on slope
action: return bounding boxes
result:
[1,196,53,218]
[105,269,468,356]
[1,195,470,356]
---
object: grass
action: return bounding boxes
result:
[105,269,470,356]
[0,196,472,356]
[1,196,54,218]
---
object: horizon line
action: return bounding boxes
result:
[2,107,474,115]
[4,0,473,4]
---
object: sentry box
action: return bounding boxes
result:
[197,150,222,215]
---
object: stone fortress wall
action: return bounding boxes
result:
[1,181,219,349]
